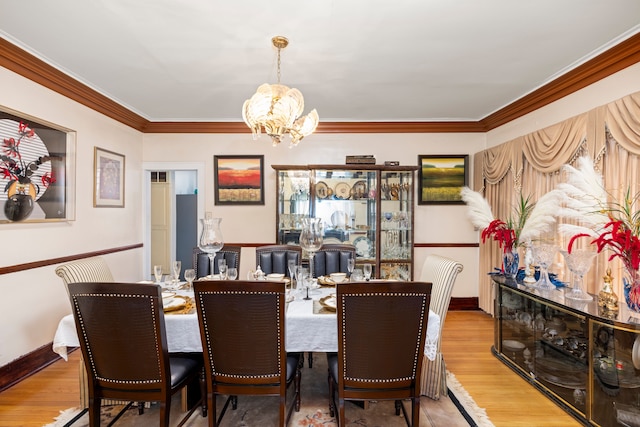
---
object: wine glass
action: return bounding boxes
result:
[533,243,558,291]
[217,258,227,276]
[171,260,181,285]
[299,217,323,278]
[227,267,238,281]
[183,268,196,291]
[347,258,355,279]
[560,249,596,301]
[199,213,224,279]
[298,269,311,300]
[288,259,297,291]
[153,265,163,284]
[363,263,373,281]
[219,263,228,280]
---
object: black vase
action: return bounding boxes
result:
[4,193,35,221]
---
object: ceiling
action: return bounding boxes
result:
[1,0,640,124]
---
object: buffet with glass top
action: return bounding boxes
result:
[272,164,418,280]
[494,277,640,426]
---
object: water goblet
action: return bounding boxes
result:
[363,263,373,281]
[288,259,297,291]
[347,258,355,278]
[560,249,596,301]
[351,268,364,282]
[183,268,196,291]
[533,243,558,291]
[153,265,163,285]
[227,267,238,281]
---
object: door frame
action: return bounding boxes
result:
[142,162,205,279]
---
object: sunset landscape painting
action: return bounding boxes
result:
[214,155,264,205]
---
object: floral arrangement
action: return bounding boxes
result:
[556,156,640,310]
[461,187,559,253]
[1,120,55,195]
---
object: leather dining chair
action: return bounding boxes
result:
[418,254,463,400]
[312,244,356,277]
[326,281,432,427]
[67,281,205,427]
[193,280,303,426]
[193,245,241,278]
[255,244,302,276]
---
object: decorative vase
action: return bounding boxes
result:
[503,247,519,280]
[623,267,640,314]
[4,181,36,222]
[198,213,224,277]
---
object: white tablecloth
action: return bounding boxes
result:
[53,288,440,361]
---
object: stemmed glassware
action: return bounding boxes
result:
[218,259,228,280]
[533,243,558,291]
[183,268,196,291]
[363,263,373,281]
[171,260,181,285]
[288,259,297,292]
[153,265,163,285]
[299,217,323,279]
[227,267,238,281]
[560,249,597,301]
[347,258,355,279]
[297,268,311,300]
[199,212,224,279]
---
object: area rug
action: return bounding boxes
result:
[46,355,493,427]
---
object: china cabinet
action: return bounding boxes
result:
[494,277,640,426]
[272,164,418,280]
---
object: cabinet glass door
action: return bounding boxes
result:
[379,170,413,280]
[276,169,310,245]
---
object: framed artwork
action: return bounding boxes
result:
[214,155,264,205]
[418,154,468,205]
[94,147,125,207]
[0,107,76,223]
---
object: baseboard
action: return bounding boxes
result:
[449,297,479,310]
[0,342,63,392]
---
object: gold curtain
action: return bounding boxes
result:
[477,91,640,314]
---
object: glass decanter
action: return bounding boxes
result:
[299,217,323,279]
[198,212,224,278]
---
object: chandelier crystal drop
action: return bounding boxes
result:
[242,36,319,147]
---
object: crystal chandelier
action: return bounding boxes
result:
[242,36,319,147]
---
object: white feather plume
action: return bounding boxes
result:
[460,186,494,229]
[555,156,610,237]
[518,190,561,243]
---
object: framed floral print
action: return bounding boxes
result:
[94,147,125,207]
[0,107,76,223]
[214,155,264,205]
[418,154,468,205]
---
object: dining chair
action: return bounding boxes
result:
[55,257,114,294]
[327,281,432,427]
[193,280,302,427]
[193,245,241,278]
[418,254,463,400]
[67,281,206,427]
[313,244,356,277]
[255,244,302,276]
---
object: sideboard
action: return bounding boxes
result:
[493,276,640,426]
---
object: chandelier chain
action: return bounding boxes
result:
[276,47,281,84]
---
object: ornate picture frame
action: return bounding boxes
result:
[214,155,264,205]
[94,147,125,208]
[418,154,469,205]
[0,107,76,223]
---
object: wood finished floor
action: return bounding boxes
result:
[0,310,582,426]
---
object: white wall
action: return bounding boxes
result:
[0,67,144,366]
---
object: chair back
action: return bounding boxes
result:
[67,282,170,396]
[313,244,356,277]
[337,281,432,393]
[193,245,241,278]
[194,280,286,388]
[255,245,302,276]
[418,254,463,399]
[55,257,114,290]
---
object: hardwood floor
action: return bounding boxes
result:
[0,311,582,426]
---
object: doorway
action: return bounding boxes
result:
[143,162,205,280]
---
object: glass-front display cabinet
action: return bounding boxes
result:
[272,164,418,280]
[494,278,640,426]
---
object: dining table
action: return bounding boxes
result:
[52,284,441,361]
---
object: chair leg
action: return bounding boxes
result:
[327,370,335,418]
[88,399,100,427]
[200,369,208,417]
[159,400,170,427]
[307,352,313,368]
[294,364,302,412]
[138,401,145,415]
[338,397,346,427]
[412,397,420,427]
[395,399,402,416]
[231,395,238,410]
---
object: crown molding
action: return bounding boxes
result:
[2,33,640,134]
